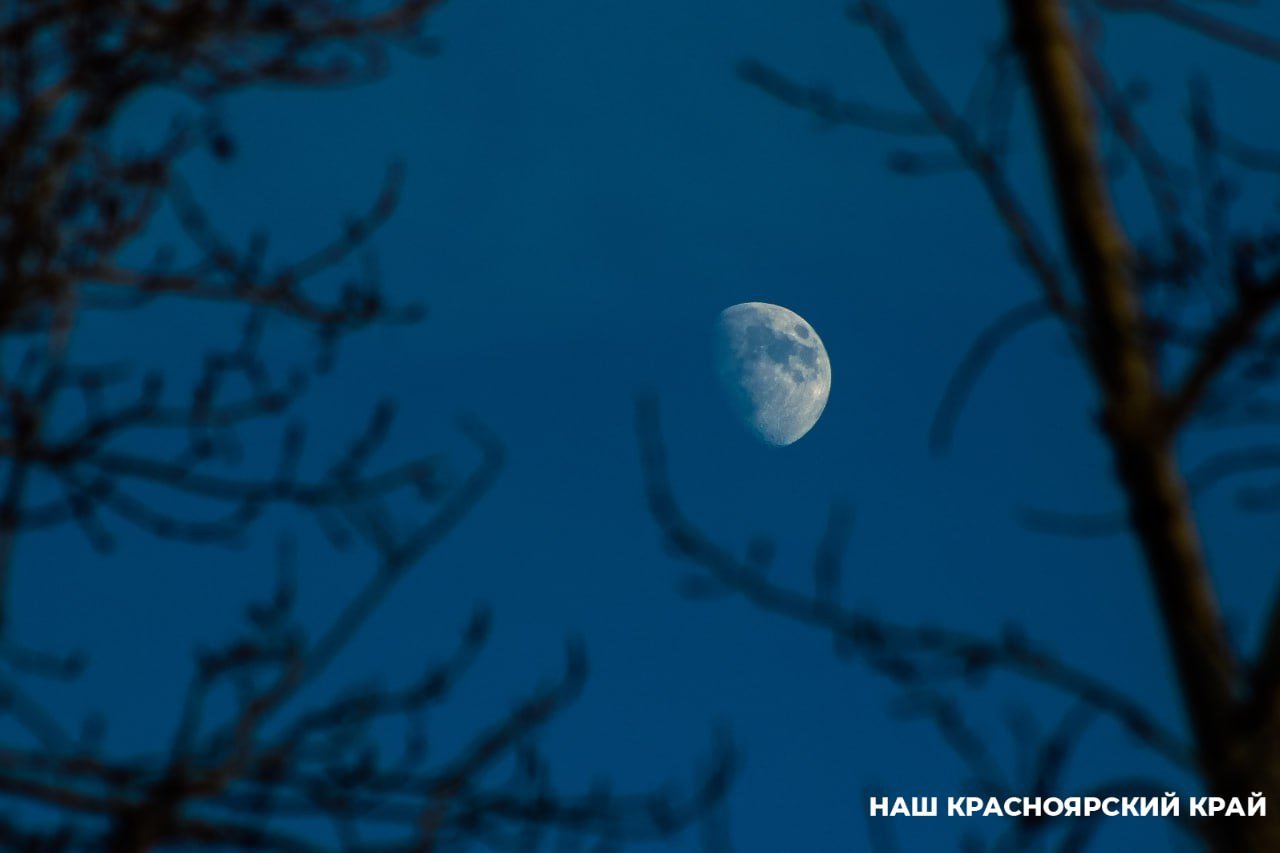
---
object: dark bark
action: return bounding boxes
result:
[1005,0,1278,848]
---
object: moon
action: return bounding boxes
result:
[714,302,831,446]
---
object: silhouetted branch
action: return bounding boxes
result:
[1167,283,1280,429]
[735,0,1280,847]
[930,300,1054,454]
[1005,8,1245,819]
[735,60,935,137]
[1077,44,1187,244]
[854,1,1073,318]
[743,3,1073,319]
[0,2,736,848]
[636,397,1192,775]
[0,423,735,848]
[1098,0,1280,62]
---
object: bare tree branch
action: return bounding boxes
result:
[637,396,1192,772]
[1005,2,1240,795]
[1099,0,1280,62]
[0,2,736,848]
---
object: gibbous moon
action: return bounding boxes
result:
[714,302,831,446]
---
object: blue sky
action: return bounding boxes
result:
[19,0,1280,849]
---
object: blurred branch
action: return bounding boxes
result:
[636,396,1192,772]
[1166,282,1280,428]
[1098,0,1280,62]
[854,0,1073,318]
[742,3,1073,318]
[929,299,1053,454]
[0,1,737,848]
[739,0,1280,847]
[997,3,1280,848]
[735,60,935,136]
[0,422,735,848]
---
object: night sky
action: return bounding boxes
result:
[21,0,1280,849]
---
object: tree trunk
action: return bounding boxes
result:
[1003,0,1280,848]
